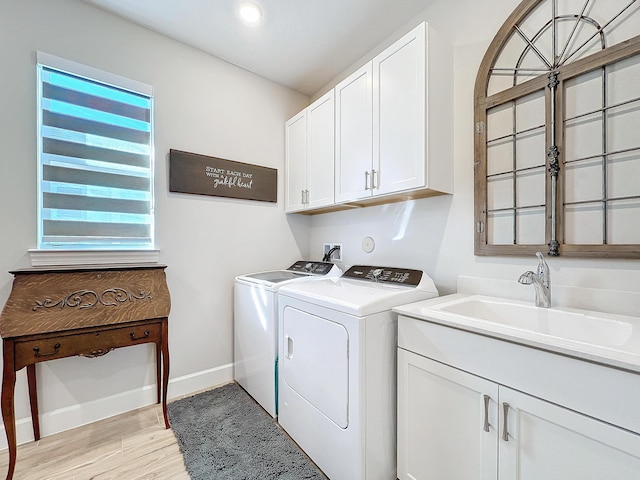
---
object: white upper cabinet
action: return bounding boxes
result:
[306,91,335,210]
[285,110,307,212]
[286,21,452,214]
[285,91,335,213]
[335,63,373,203]
[374,24,427,196]
[336,21,452,204]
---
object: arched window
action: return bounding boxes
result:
[474,0,640,257]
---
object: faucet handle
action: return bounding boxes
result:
[518,271,534,285]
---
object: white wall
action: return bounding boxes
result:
[0,0,310,445]
[309,0,640,298]
[2,0,639,449]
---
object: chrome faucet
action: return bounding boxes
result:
[518,252,551,308]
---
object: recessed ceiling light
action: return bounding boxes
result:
[239,1,263,26]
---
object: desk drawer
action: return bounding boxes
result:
[14,322,162,369]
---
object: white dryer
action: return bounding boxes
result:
[277,265,439,480]
[234,261,341,417]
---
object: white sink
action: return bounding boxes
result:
[434,296,633,348]
[395,294,640,366]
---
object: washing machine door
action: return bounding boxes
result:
[281,306,349,428]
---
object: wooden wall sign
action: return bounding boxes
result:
[169,149,277,203]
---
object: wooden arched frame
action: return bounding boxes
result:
[474,0,640,257]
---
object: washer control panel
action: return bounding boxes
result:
[342,265,423,286]
[288,261,336,275]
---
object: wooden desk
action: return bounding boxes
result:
[0,264,171,480]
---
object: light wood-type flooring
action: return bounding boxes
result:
[0,403,190,480]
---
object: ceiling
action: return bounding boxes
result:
[81,0,436,96]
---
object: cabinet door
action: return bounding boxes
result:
[398,349,498,480]
[499,387,640,480]
[374,23,426,196]
[284,110,307,212]
[307,91,335,209]
[335,62,373,203]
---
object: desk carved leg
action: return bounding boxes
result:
[2,339,17,480]
[26,364,40,441]
[155,341,161,405]
[161,318,170,429]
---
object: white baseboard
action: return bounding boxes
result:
[167,362,234,399]
[0,362,233,451]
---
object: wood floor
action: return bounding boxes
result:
[0,404,190,480]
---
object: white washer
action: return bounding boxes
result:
[234,261,341,417]
[277,265,439,480]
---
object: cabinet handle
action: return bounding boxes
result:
[372,169,378,189]
[33,343,61,357]
[502,402,510,441]
[364,171,370,190]
[483,395,490,432]
[305,189,309,204]
[301,190,306,204]
[130,330,150,341]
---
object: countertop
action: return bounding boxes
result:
[394,293,640,374]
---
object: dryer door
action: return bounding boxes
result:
[281,306,349,428]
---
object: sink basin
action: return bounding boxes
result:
[397,295,640,362]
[433,296,633,348]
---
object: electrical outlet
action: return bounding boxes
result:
[323,243,343,262]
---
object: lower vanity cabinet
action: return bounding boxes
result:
[498,386,640,479]
[397,320,640,480]
[398,349,498,480]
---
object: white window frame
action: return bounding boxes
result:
[32,52,158,266]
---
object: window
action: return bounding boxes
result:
[37,53,154,251]
[474,0,640,257]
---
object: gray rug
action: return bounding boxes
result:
[167,382,327,480]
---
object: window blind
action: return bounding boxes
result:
[38,60,153,250]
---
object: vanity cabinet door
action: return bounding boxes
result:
[499,387,640,480]
[398,349,498,480]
